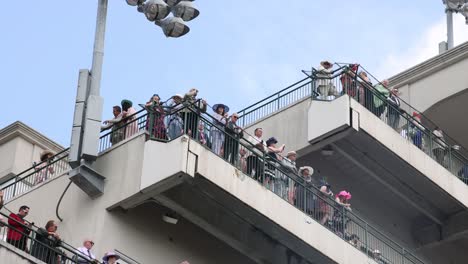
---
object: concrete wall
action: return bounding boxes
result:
[0,137,44,181]
[0,241,42,264]
[244,98,311,154]
[3,134,254,264]
[187,140,374,264]
[349,99,468,208]
[395,58,468,113]
[308,96,351,143]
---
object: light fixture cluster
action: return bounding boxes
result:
[443,0,468,24]
[126,0,200,37]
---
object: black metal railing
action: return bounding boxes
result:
[326,63,468,185]
[236,77,313,127]
[99,109,148,153]
[176,106,424,264]
[0,211,94,264]
[0,149,71,202]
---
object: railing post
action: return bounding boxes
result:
[402,247,405,264]
[365,223,369,258]
[303,183,306,213]
[277,93,280,110]
[448,146,452,172]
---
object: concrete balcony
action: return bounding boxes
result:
[242,95,468,263]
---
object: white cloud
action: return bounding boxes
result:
[376,15,468,78]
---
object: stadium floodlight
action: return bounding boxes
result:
[155,17,190,38]
[444,0,465,9]
[143,0,171,21]
[164,0,183,7]
[172,1,199,21]
[126,0,144,6]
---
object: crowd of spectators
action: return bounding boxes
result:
[316,61,467,175]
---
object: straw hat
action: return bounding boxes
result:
[40,150,55,162]
[320,60,332,67]
[286,151,297,158]
[299,166,314,176]
[172,94,183,100]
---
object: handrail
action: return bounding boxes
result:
[0,149,71,201]
[336,62,468,158]
[170,106,425,264]
[329,64,468,184]
[0,211,94,264]
[237,65,350,128]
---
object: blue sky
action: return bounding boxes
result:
[1,1,467,146]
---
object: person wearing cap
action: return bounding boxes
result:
[182,88,207,139]
[121,99,138,139]
[211,103,229,156]
[282,151,298,175]
[316,60,336,100]
[75,239,98,264]
[102,106,125,145]
[102,251,120,264]
[167,94,184,140]
[34,150,56,185]
[145,94,168,140]
[223,113,244,165]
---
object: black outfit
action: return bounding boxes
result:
[247,155,265,182]
[31,228,61,264]
[223,120,243,165]
[183,98,207,139]
[294,178,319,216]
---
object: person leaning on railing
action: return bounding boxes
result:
[34,150,56,185]
[316,60,337,99]
[223,113,244,165]
[372,80,390,118]
[121,99,138,139]
[31,220,62,264]
[144,94,168,140]
[340,64,359,98]
[101,106,125,145]
[75,239,100,264]
[7,205,32,251]
[166,94,185,140]
[432,127,449,166]
[182,88,207,138]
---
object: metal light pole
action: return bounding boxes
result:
[68,0,200,198]
[446,8,455,49]
[442,0,468,52]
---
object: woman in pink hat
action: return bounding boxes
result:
[333,190,352,236]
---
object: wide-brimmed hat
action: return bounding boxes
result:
[337,190,352,200]
[299,166,314,176]
[121,99,133,107]
[265,137,278,146]
[212,103,230,113]
[320,60,332,67]
[172,94,183,100]
[102,252,120,262]
[40,150,55,161]
[286,151,297,158]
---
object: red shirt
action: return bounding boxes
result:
[7,213,29,241]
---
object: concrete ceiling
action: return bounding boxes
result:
[424,88,468,155]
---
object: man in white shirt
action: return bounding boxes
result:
[248,128,266,151]
[76,239,98,264]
